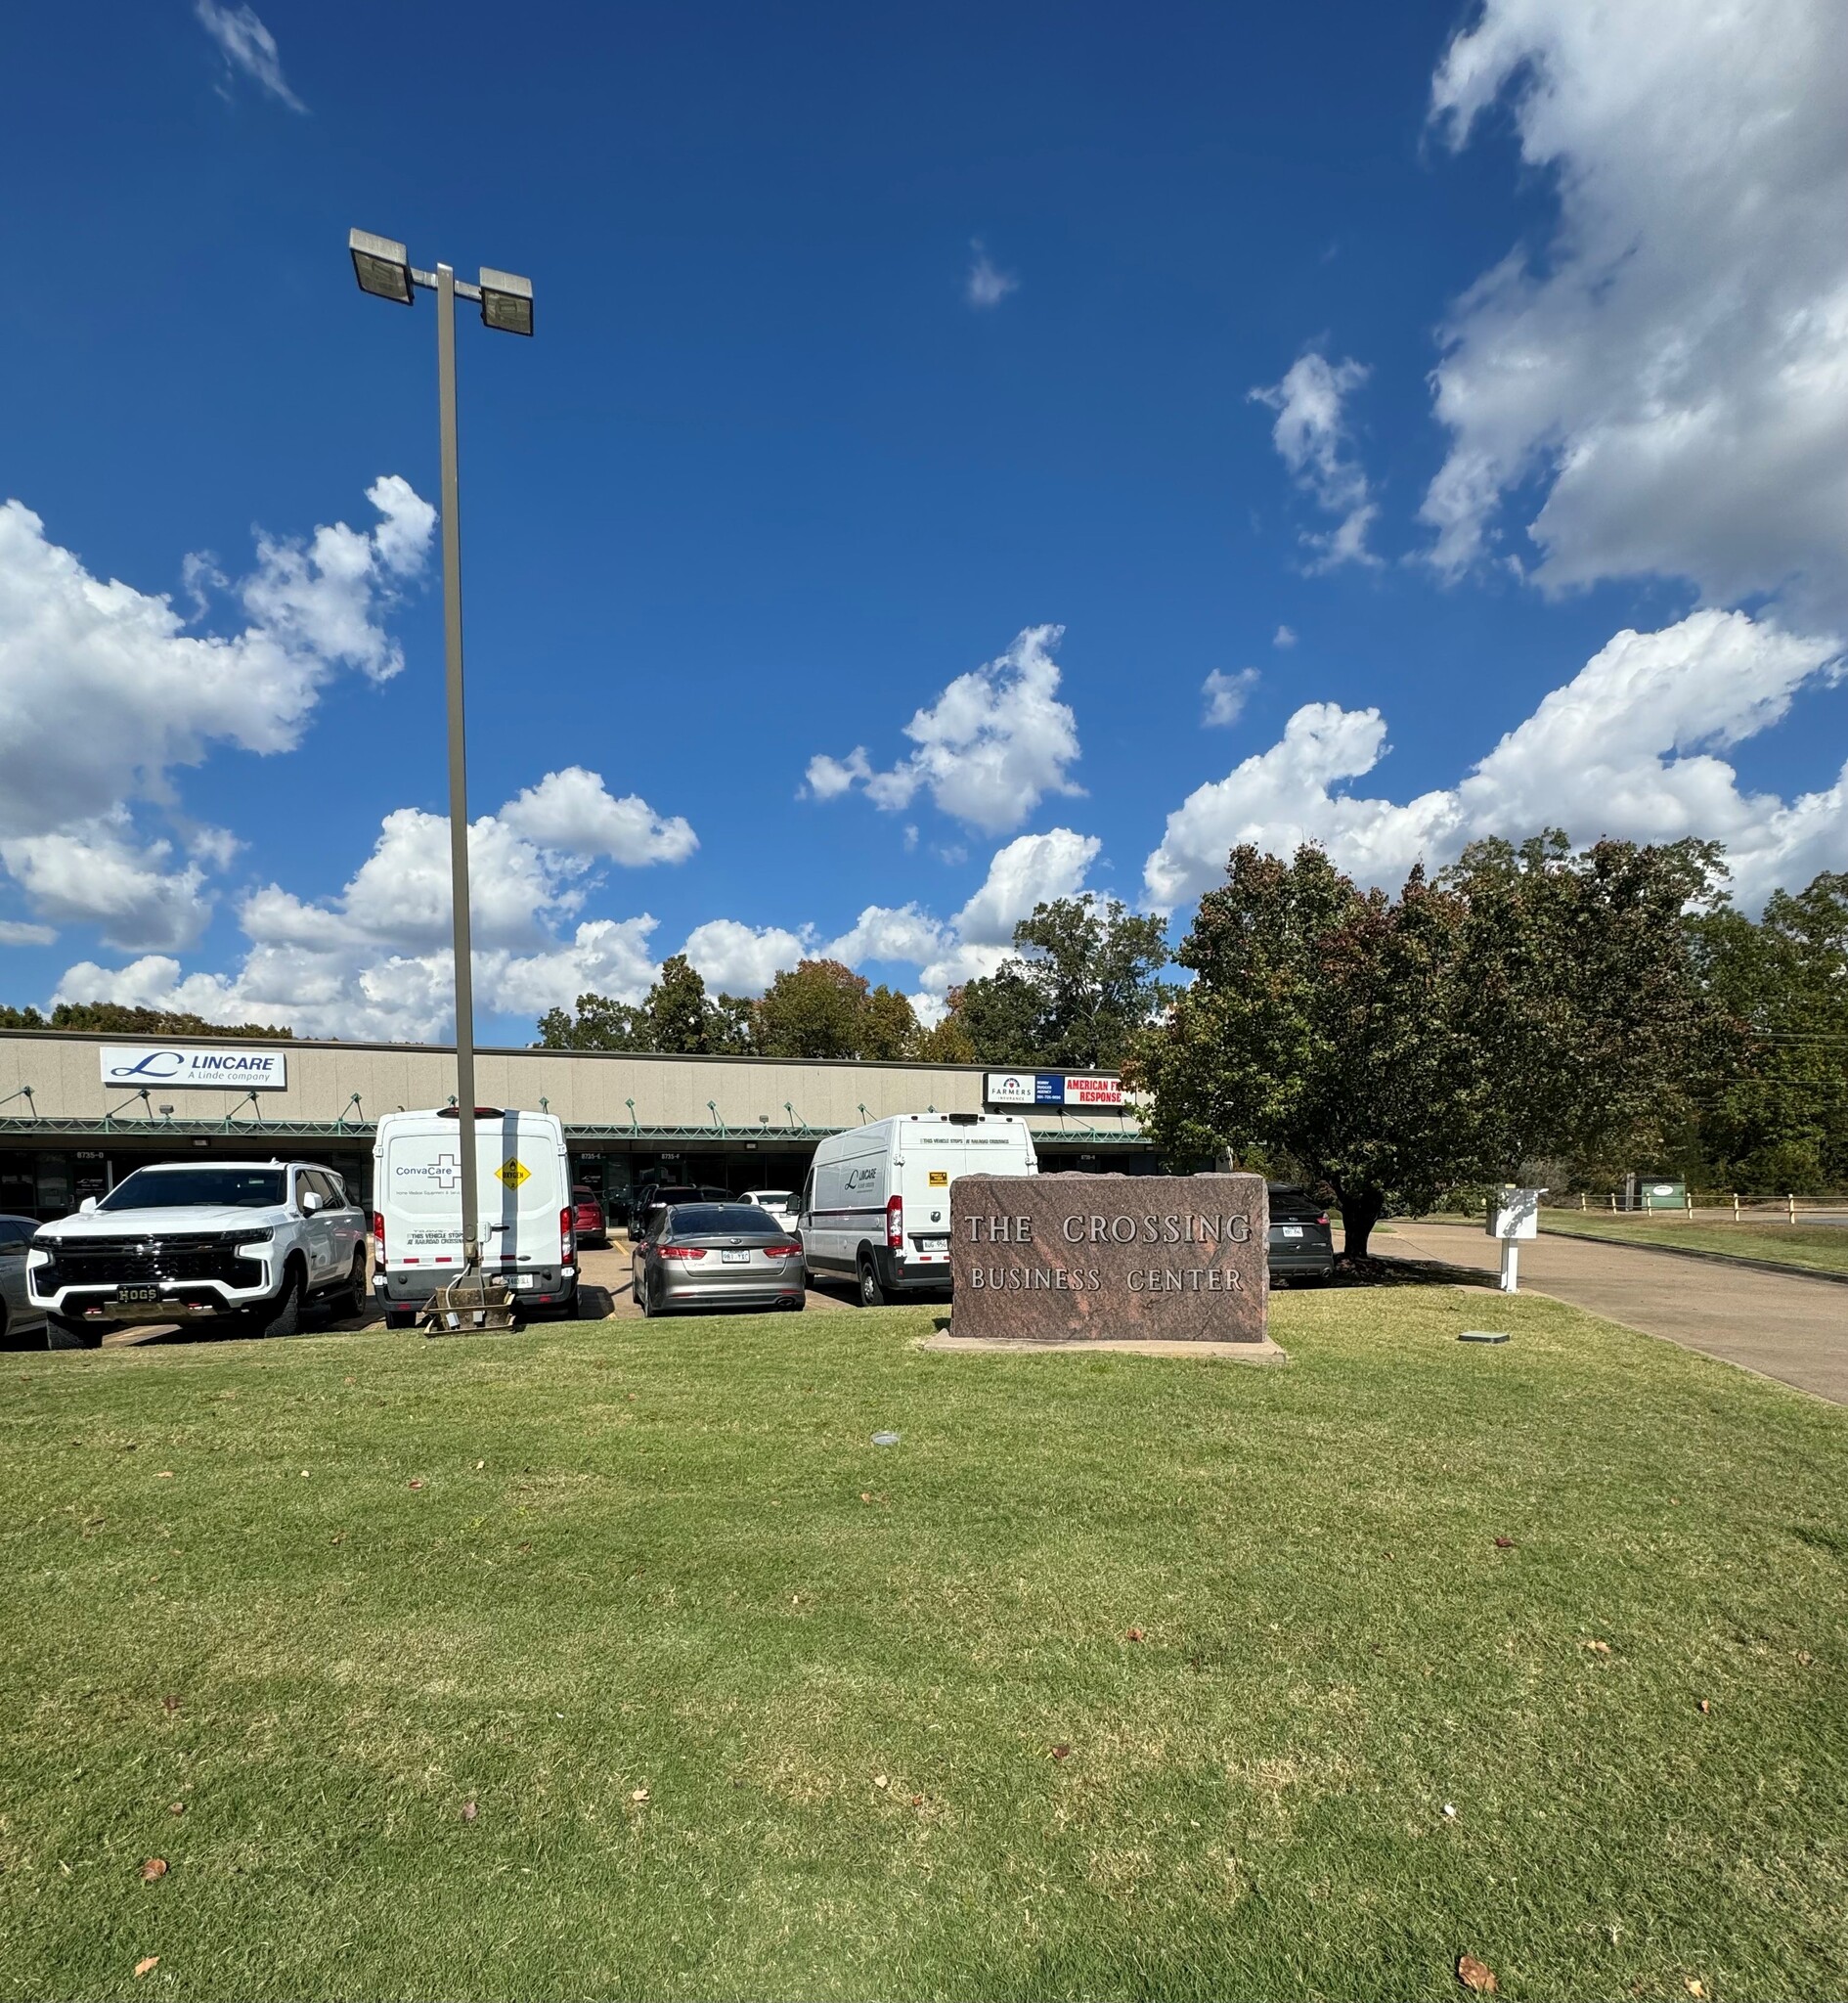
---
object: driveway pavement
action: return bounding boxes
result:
[1378,1217,1848,1405]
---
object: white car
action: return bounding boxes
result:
[30,1160,368,1350]
[738,1187,800,1234]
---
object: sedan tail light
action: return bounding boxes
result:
[765,1241,803,1258]
[1317,1214,1329,1225]
[658,1245,708,1261]
[886,1194,903,1250]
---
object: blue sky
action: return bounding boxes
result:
[1,0,1843,1042]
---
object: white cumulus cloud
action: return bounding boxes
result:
[1251,353,1381,570]
[1422,0,1848,622]
[1202,668,1258,729]
[1144,609,1846,912]
[808,624,1083,835]
[500,765,697,866]
[965,241,1019,309]
[681,919,810,998]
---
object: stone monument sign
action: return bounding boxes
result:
[948,1174,1269,1343]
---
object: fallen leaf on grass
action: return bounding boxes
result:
[155,1472,173,1480]
[859,1491,872,1503]
[873,1774,889,1790]
[1584,1639,1611,1655]
[160,1695,181,1715]
[474,1459,485,1470]
[1457,1952,1497,1993]
[1685,1981,1707,1999]
[407,1480,425,1491]
[1049,1744,1072,1761]
[134,1957,159,1979]
[1126,1626,1145,1642]
[140,1858,167,1882]
[1798,1650,1814,1666]
[1493,1536,1516,1549]
[167,1803,184,1816]
[1696,1698,1710,1714]
[461,1801,477,1822]
[631,1787,649,1803]
[910,1794,924,1806]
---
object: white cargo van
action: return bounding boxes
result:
[798,1112,1037,1307]
[372,1106,576,1326]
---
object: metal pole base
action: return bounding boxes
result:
[1498,1240,1519,1294]
[421,1267,517,1335]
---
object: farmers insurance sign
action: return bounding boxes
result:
[985,1071,1124,1109]
[100,1046,288,1091]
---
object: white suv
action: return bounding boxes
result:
[29,1160,368,1350]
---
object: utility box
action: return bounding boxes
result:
[1639,1180,1686,1211]
[1486,1186,1545,1240]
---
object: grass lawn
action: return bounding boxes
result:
[1539,1214,1848,1278]
[4,1287,1847,2002]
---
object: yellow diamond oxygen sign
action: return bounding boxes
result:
[496,1157,531,1190]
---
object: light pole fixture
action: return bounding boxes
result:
[348,228,534,1312]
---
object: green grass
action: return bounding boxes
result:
[4,1290,1848,2002]
[1540,1213,1848,1276]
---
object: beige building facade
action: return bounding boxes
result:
[0,1029,1153,1221]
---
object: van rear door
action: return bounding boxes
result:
[382,1115,567,1270]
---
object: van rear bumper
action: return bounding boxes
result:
[874,1247,952,1296]
[374,1266,574,1308]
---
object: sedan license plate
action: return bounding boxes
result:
[114,1284,160,1305]
[1281,1225,1303,1238]
[722,1249,750,1264]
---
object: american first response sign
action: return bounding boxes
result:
[985,1071,1125,1109]
[100,1046,289,1091]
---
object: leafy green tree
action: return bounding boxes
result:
[536,993,650,1050]
[915,1008,976,1064]
[1138,834,1717,1257]
[0,1002,291,1039]
[705,994,760,1057]
[644,956,713,1052]
[860,985,921,1061]
[756,959,873,1059]
[1689,871,1848,1190]
[537,957,757,1055]
[946,897,1171,1067]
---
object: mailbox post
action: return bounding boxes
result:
[1486,1186,1546,1293]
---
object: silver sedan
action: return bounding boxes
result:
[631,1203,806,1317]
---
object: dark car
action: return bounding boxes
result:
[1267,1185,1336,1284]
[570,1184,608,1249]
[631,1181,732,1240]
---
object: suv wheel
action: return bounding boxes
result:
[252,1263,303,1339]
[48,1313,103,1351]
[329,1248,367,1320]
[858,1253,888,1309]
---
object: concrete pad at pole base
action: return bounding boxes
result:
[921,1330,1287,1362]
[948,1173,1269,1342]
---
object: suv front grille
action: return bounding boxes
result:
[47,1235,257,1289]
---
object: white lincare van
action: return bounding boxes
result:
[797,1112,1037,1307]
[372,1106,577,1325]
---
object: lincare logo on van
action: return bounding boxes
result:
[101,1046,288,1091]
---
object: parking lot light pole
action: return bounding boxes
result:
[348,232,533,1274]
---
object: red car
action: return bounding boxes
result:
[570,1185,608,1248]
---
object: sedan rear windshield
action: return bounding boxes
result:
[749,1191,794,1206]
[666,1205,784,1237]
[100,1167,286,1212]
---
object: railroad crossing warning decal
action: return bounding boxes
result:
[496,1157,531,1189]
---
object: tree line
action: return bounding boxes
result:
[0,1002,292,1039]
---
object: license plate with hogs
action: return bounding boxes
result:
[114,1284,160,1305]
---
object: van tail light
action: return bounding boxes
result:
[560,1206,574,1259]
[886,1194,904,1250]
[658,1245,707,1261]
[373,1211,385,1263]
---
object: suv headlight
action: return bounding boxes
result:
[227,1228,274,1258]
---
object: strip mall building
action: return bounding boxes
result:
[0,1030,1155,1222]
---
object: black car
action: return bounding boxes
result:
[630,1181,732,1240]
[1267,1185,1336,1284]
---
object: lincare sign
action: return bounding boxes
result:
[949,1174,1268,1342]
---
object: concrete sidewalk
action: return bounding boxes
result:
[1378,1217,1848,1404]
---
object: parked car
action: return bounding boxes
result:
[29,1161,368,1349]
[739,1187,799,1233]
[0,1213,49,1346]
[373,1106,577,1326]
[1266,1184,1336,1284]
[797,1112,1038,1307]
[570,1184,609,1248]
[631,1181,732,1240]
[631,1201,805,1317]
